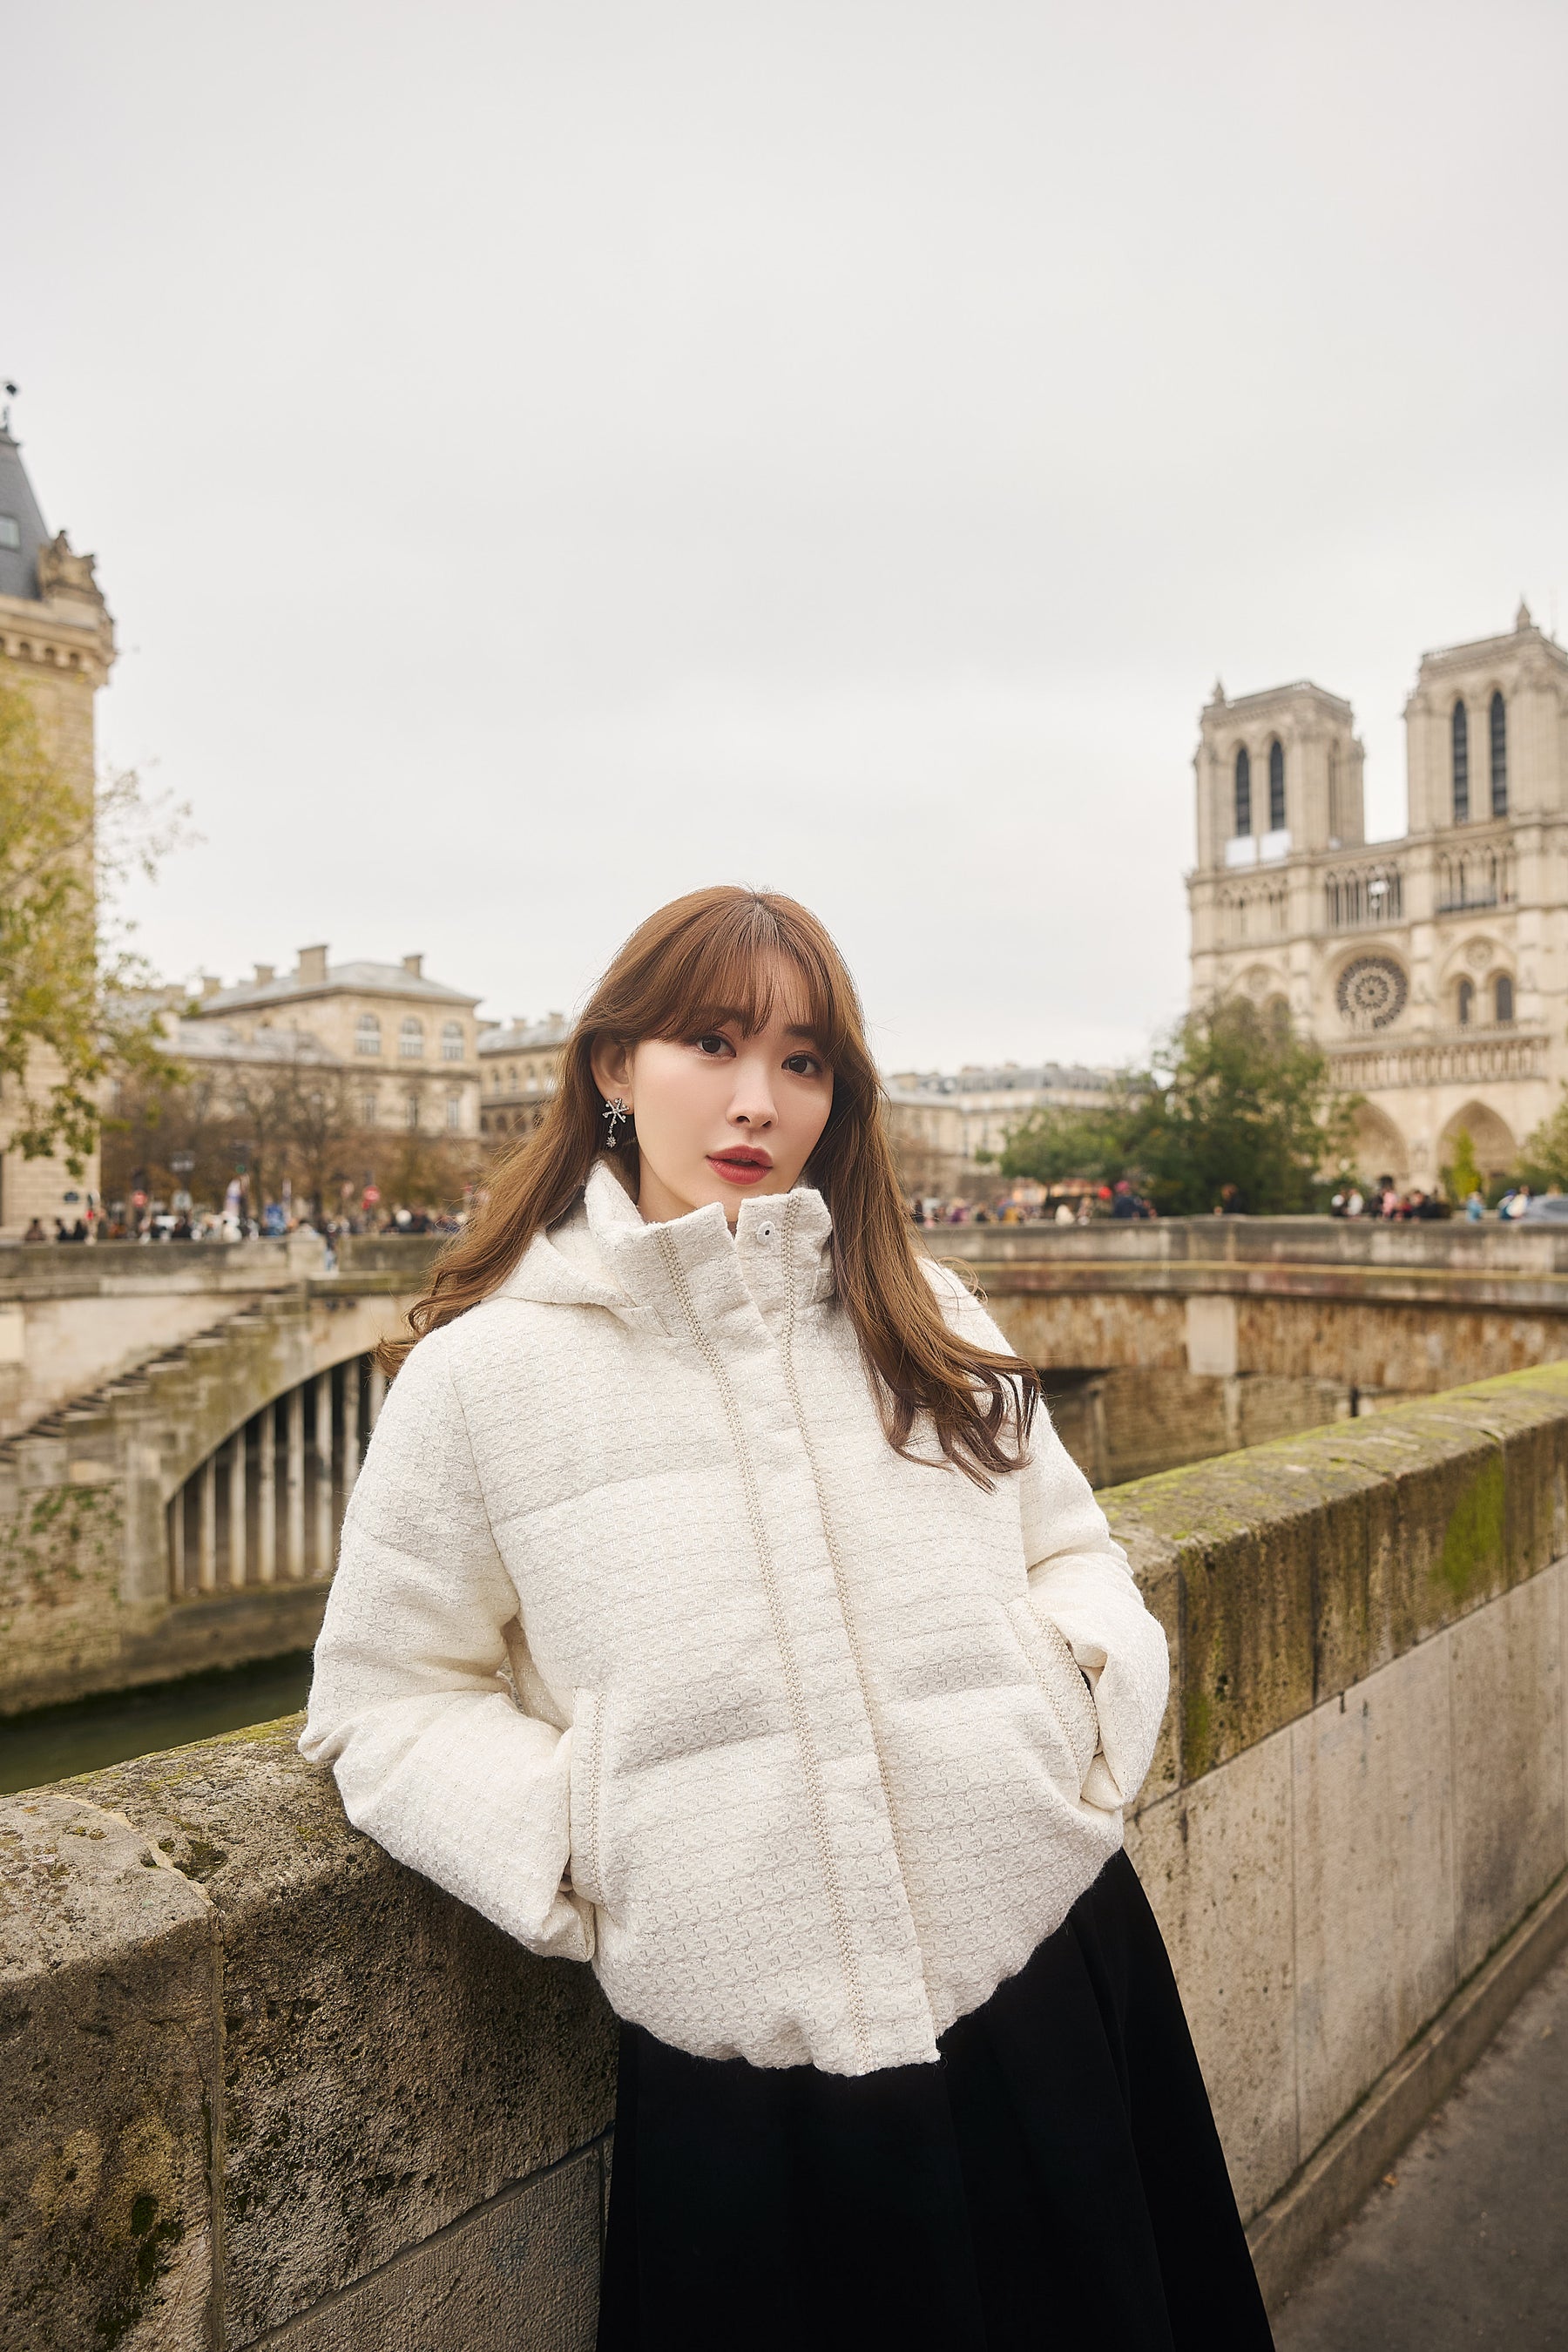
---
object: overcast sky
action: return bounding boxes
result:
[9,2,1566,1071]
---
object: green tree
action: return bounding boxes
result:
[999,1000,1357,1216]
[1442,1127,1484,1206]
[1519,1093,1568,1193]
[0,672,182,1173]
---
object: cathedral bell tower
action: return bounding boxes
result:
[1193,679,1364,875]
[0,396,117,1235]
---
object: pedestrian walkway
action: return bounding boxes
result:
[1273,1936,1568,2349]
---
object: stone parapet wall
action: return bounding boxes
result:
[5,1362,1568,2343]
[933,1213,1568,1274]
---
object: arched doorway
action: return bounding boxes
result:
[1353,1103,1409,1186]
[1437,1101,1516,1187]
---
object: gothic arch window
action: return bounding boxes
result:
[441,1019,464,1062]
[399,1017,425,1059]
[1457,977,1473,1027]
[1490,693,1507,817]
[1495,973,1514,1025]
[1267,740,1286,832]
[1233,747,1251,836]
[1452,700,1470,823]
[355,1013,382,1057]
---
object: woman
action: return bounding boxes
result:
[302,886,1272,2351]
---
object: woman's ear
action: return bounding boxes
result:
[589,1036,634,1106]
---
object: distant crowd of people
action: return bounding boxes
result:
[1328,1178,1560,1223]
[20,1201,470,1246]
[910,1179,1157,1227]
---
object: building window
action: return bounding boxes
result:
[355,1013,382,1056]
[400,1017,424,1058]
[1233,747,1251,836]
[1456,978,1473,1027]
[360,1091,378,1126]
[507,1064,518,1092]
[446,1094,462,1131]
[0,517,19,551]
[405,1095,420,1130]
[1267,740,1286,832]
[1452,700,1470,822]
[1490,693,1507,817]
[1495,973,1514,1024]
[441,1020,464,1062]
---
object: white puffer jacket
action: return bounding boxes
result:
[301,1161,1169,2076]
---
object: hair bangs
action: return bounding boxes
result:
[638,896,857,1071]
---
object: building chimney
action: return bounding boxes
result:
[199,974,221,999]
[254,963,276,987]
[402,953,423,979]
[297,944,328,986]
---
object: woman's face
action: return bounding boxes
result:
[591,963,835,1227]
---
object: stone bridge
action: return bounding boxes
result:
[10,1217,1568,1716]
[954,1214,1568,1484]
[0,1237,436,1714]
[7,1361,1567,2349]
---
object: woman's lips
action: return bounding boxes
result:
[707,1152,771,1185]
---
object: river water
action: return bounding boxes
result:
[0,1652,314,1795]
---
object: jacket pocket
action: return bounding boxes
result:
[1005,1595,1100,1793]
[568,1687,608,1910]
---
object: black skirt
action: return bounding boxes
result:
[597,1849,1274,2352]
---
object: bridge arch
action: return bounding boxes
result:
[166,1348,386,1599]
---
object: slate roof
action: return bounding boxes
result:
[198,959,478,1014]
[0,424,50,604]
[173,1020,340,1067]
[477,1015,571,1057]
[886,1064,1114,1098]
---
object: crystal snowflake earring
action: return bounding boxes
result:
[601,1096,630,1149]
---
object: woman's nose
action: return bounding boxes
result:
[730,1070,777,1125]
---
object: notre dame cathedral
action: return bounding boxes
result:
[1187,605,1568,1190]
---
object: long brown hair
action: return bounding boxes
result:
[384,886,1037,1484]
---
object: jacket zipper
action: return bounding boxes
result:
[654,1226,875,2070]
[776,1195,934,2023]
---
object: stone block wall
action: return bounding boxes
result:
[5,1363,1568,2344]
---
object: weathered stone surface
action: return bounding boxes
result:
[253,2147,605,2352]
[1289,1639,1456,2155]
[0,1789,219,2352]
[1105,1362,1568,1790]
[1449,1564,1566,1979]
[72,1720,618,2344]
[1125,1733,1297,2220]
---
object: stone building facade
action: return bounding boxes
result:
[185,951,484,1139]
[1187,605,1568,1189]
[0,410,117,1237]
[884,1063,1114,1199]
[477,1015,569,1144]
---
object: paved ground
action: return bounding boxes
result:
[1274,1940,1568,2349]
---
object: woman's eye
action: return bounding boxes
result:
[784,1053,825,1078]
[694,1035,731,1057]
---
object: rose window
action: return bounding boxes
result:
[1336,955,1408,1031]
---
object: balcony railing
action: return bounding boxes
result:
[1325,863,1403,931]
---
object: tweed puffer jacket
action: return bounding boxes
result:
[301,1160,1170,2076]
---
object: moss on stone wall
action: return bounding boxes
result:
[1106,1359,1568,1787]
